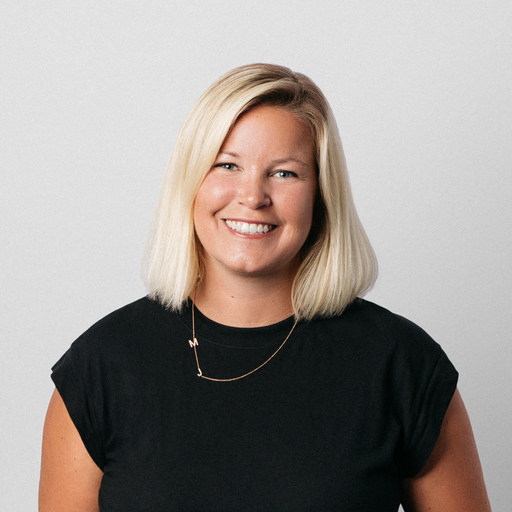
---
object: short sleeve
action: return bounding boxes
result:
[52,336,108,470]
[391,317,459,477]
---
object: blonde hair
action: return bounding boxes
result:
[143,63,377,320]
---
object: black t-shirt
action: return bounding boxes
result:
[52,297,458,511]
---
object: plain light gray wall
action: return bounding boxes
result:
[1,1,511,509]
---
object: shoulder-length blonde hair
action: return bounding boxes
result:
[143,63,377,320]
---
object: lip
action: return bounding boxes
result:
[223,218,277,238]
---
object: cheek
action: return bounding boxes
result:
[298,188,317,243]
[194,174,232,218]
[279,188,316,246]
[295,185,317,224]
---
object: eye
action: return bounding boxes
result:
[274,170,297,178]
[214,162,237,171]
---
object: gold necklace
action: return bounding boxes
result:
[188,300,299,382]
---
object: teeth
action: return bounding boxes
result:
[226,220,274,234]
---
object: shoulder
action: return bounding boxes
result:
[51,297,189,402]
[74,296,175,345]
[321,300,458,476]
[317,298,441,354]
[80,296,169,334]
[54,296,184,369]
[307,299,457,393]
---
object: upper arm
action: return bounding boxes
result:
[402,388,491,511]
[39,388,103,512]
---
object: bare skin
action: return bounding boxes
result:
[402,389,491,511]
[39,389,103,512]
[192,264,297,327]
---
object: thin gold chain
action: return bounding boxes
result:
[188,300,299,382]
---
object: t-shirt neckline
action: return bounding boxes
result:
[178,299,297,349]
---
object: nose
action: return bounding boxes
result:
[237,173,271,209]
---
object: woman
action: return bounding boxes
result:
[40,64,491,511]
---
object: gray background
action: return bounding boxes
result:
[1,1,511,510]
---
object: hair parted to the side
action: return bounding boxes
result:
[142,63,378,321]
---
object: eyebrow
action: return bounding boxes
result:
[271,157,310,169]
[217,151,310,169]
[218,151,240,158]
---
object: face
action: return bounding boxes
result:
[193,105,317,283]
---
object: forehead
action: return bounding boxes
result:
[220,106,314,157]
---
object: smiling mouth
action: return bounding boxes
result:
[225,220,276,235]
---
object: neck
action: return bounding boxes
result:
[193,271,295,327]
